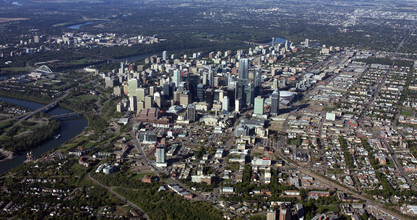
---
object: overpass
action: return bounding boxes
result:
[1,91,71,138]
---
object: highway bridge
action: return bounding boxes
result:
[51,111,85,120]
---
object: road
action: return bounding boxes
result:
[0,90,71,138]
[129,127,207,201]
[87,172,149,219]
[274,147,409,220]
[355,26,417,192]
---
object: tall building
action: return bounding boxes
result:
[154,92,163,108]
[128,78,139,97]
[254,96,264,115]
[254,69,262,96]
[214,77,220,88]
[185,75,200,101]
[129,96,137,112]
[136,87,147,102]
[162,50,167,61]
[238,58,249,82]
[219,90,224,103]
[163,83,172,99]
[120,62,125,74]
[279,204,290,220]
[271,37,275,48]
[204,88,214,107]
[222,96,229,112]
[137,101,144,112]
[34,35,40,43]
[272,78,279,90]
[149,86,155,96]
[208,68,215,87]
[202,72,208,85]
[271,90,280,116]
[144,96,153,109]
[235,79,245,106]
[267,209,277,220]
[180,92,191,107]
[155,144,167,167]
[187,104,197,122]
[245,83,255,107]
[113,86,123,96]
[235,99,240,113]
[305,39,309,48]
[173,70,181,88]
[227,72,233,87]
[197,84,205,102]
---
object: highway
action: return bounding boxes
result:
[0,90,71,138]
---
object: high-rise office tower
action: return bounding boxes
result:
[271,90,280,116]
[202,72,208,85]
[222,96,229,112]
[187,104,196,122]
[149,86,155,96]
[185,75,200,101]
[137,101,144,112]
[235,99,240,113]
[245,82,255,107]
[119,62,125,74]
[162,51,167,61]
[219,90,224,103]
[272,37,275,48]
[238,58,249,82]
[34,35,40,43]
[177,82,185,93]
[144,96,153,109]
[208,68,214,87]
[204,88,214,107]
[163,83,172,99]
[197,84,205,102]
[128,78,139,97]
[272,78,279,91]
[214,77,220,88]
[180,92,190,107]
[136,88,147,102]
[305,39,309,48]
[254,69,262,96]
[155,144,167,167]
[227,72,233,87]
[173,70,181,88]
[254,96,264,115]
[235,79,245,106]
[129,96,137,112]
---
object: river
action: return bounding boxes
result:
[0,97,88,174]
[269,37,287,45]
[67,21,100,30]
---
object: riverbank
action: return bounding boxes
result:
[0,149,15,162]
[0,97,88,174]
[0,91,52,106]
